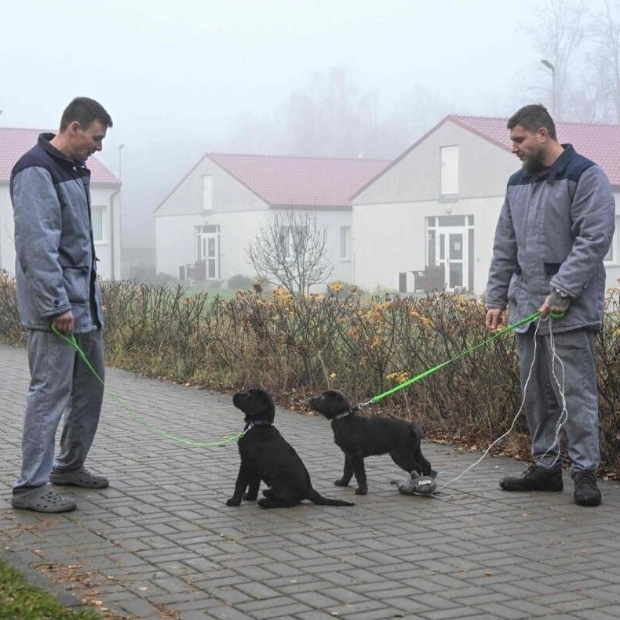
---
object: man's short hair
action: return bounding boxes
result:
[507,104,557,141]
[59,97,113,132]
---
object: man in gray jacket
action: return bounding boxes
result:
[486,104,615,507]
[10,97,113,512]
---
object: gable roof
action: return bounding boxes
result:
[352,114,620,199]
[0,127,119,185]
[157,153,389,212]
[452,115,620,185]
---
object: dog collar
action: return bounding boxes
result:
[333,405,359,420]
[243,420,272,432]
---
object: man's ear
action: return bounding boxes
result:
[68,120,82,136]
[537,127,550,143]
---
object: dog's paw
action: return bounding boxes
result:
[354,487,368,495]
[226,498,241,506]
[334,479,349,487]
[261,489,276,499]
[243,492,258,501]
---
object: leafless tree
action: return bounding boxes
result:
[590,0,620,122]
[282,66,383,158]
[383,84,456,155]
[223,66,455,160]
[246,210,333,295]
[527,0,589,120]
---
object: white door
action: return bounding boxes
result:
[197,229,220,280]
[438,227,467,291]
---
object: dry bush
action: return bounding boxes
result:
[0,272,25,346]
[2,276,620,474]
[596,289,620,474]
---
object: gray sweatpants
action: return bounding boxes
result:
[517,326,599,475]
[14,328,105,490]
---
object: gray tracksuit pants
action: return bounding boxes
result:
[14,328,105,490]
[517,326,599,475]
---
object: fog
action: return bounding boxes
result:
[1,0,553,251]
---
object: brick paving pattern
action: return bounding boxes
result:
[1,342,620,619]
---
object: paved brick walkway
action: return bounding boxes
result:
[2,342,620,620]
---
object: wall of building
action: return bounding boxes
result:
[0,184,14,273]
[352,121,620,294]
[0,184,120,280]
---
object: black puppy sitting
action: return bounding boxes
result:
[309,389,434,495]
[227,388,354,509]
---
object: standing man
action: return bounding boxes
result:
[10,97,113,512]
[486,104,615,507]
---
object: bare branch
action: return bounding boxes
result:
[246,210,333,295]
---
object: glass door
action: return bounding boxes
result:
[196,225,220,280]
[439,228,466,291]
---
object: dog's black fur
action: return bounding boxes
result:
[226,388,354,509]
[309,389,433,495]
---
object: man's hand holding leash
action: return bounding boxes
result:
[53,310,75,335]
[540,288,570,319]
[485,307,505,331]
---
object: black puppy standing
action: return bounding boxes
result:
[309,389,434,495]
[227,389,354,509]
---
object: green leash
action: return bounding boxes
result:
[51,326,244,447]
[365,310,542,406]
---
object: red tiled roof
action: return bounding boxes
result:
[159,153,389,209]
[209,153,390,206]
[451,115,620,186]
[0,127,119,184]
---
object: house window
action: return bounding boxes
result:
[281,226,307,259]
[203,175,213,211]
[91,206,105,242]
[440,145,459,196]
[340,226,351,260]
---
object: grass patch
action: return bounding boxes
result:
[0,557,101,619]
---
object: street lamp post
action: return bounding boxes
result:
[541,59,557,119]
[113,143,125,280]
[118,143,125,181]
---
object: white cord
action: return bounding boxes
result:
[540,318,569,467]
[438,317,542,491]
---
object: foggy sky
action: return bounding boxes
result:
[0,0,547,249]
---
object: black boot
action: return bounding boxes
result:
[573,471,601,507]
[500,464,563,492]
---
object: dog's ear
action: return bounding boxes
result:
[329,390,351,410]
[250,389,276,422]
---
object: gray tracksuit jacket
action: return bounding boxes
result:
[10,133,103,332]
[486,144,615,334]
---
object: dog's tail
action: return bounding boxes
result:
[306,489,354,506]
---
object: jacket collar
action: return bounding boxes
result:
[545,143,575,184]
[38,133,91,175]
[524,143,575,184]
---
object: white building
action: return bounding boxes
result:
[0,128,122,280]
[351,115,620,294]
[155,153,388,288]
